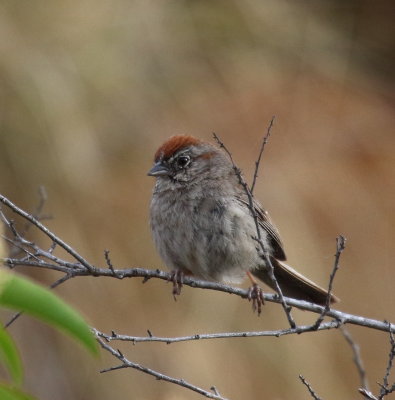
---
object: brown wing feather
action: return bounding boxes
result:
[238,198,286,261]
[252,258,339,304]
[239,195,339,304]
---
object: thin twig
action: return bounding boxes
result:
[4,311,23,329]
[20,186,51,234]
[340,326,369,391]
[314,235,345,328]
[94,330,229,400]
[378,323,395,399]
[100,365,128,373]
[299,375,323,400]
[0,194,98,274]
[96,320,341,344]
[213,133,296,328]
[50,273,74,289]
[104,249,122,279]
[382,324,395,390]
[251,116,275,194]
[1,234,41,263]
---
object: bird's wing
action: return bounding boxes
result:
[237,197,286,261]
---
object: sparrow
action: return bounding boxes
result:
[148,135,338,306]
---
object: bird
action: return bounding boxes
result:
[148,135,338,308]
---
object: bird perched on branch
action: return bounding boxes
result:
[148,135,338,309]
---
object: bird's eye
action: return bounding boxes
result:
[176,155,190,168]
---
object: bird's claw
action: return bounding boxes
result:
[247,283,265,315]
[168,270,184,300]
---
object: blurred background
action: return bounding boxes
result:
[1,0,395,399]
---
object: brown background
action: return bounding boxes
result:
[1,1,395,399]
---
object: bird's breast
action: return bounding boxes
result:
[150,191,265,283]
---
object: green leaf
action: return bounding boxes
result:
[0,270,98,356]
[0,326,23,385]
[0,384,37,400]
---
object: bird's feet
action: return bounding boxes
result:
[168,269,184,300]
[247,283,265,315]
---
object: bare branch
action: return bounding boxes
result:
[212,132,296,328]
[314,235,345,328]
[299,375,323,400]
[0,267,394,334]
[96,320,341,345]
[378,323,395,399]
[0,194,98,274]
[2,269,393,336]
[20,186,51,232]
[251,116,275,193]
[382,325,395,390]
[1,194,395,333]
[94,330,230,400]
[340,326,369,391]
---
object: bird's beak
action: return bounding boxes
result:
[147,161,170,177]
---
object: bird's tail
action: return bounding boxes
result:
[251,257,339,305]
